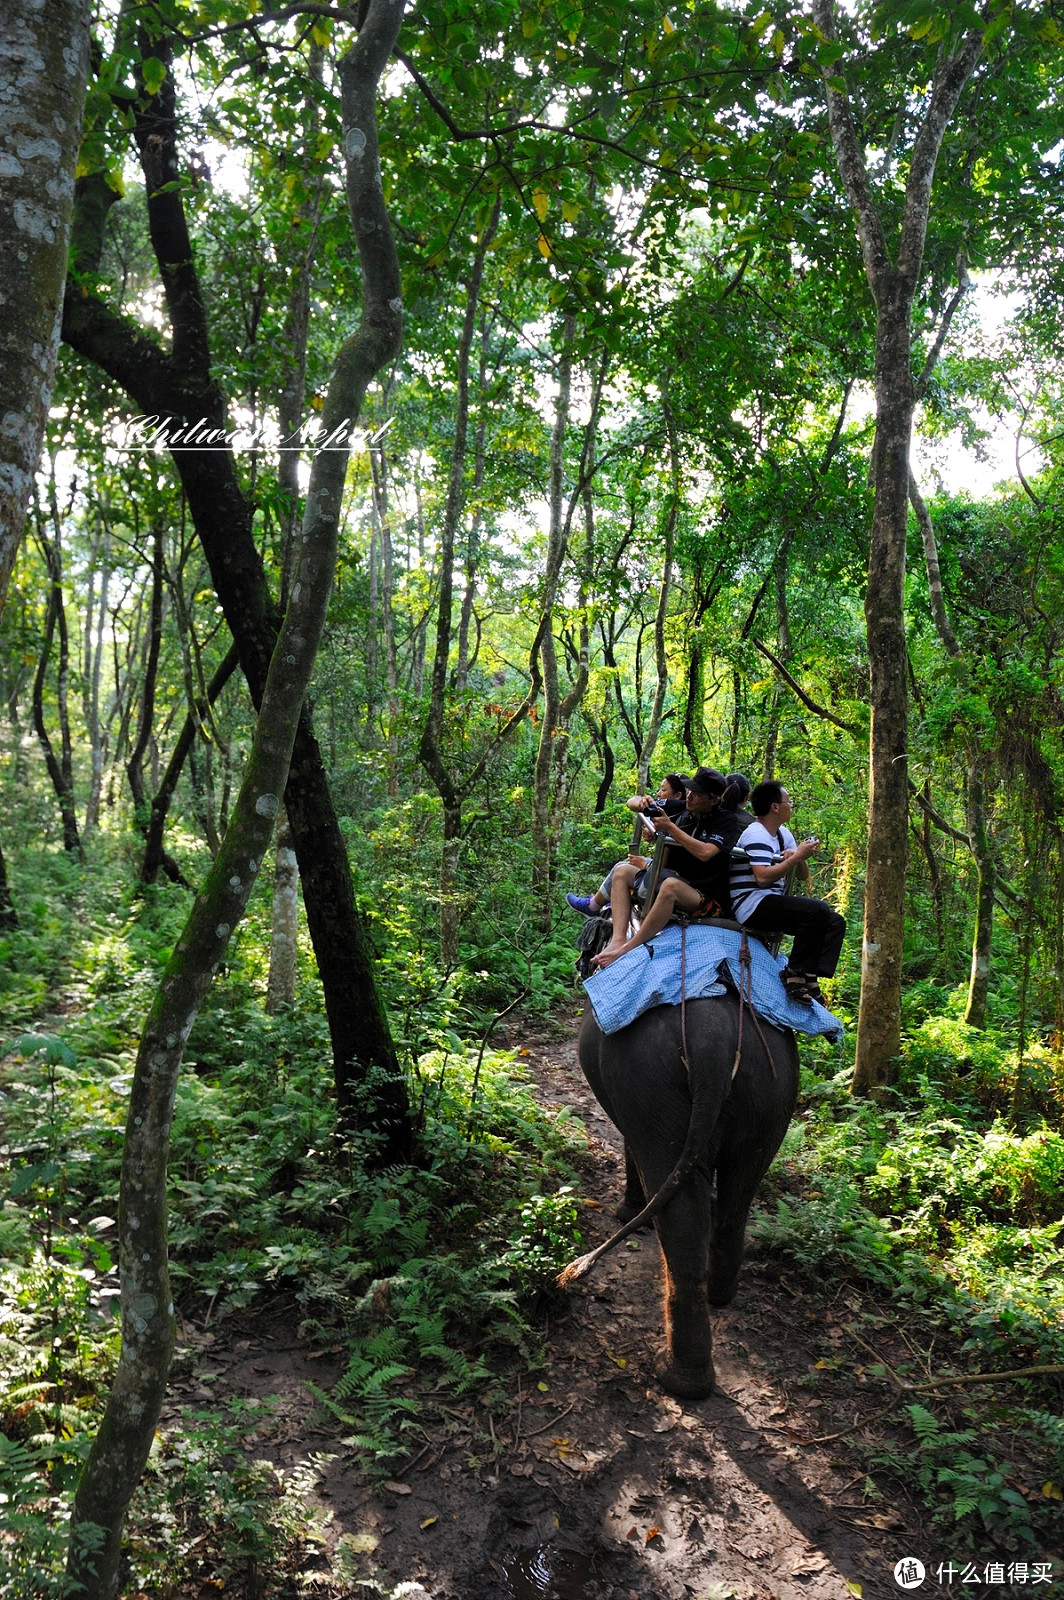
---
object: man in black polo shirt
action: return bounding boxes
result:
[592,767,745,970]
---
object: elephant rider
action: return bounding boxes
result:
[729,780,846,1006]
[565,774,689,916]
[591,767,746,970]
[726,771,756,829]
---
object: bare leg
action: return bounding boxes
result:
[593,878,702,968]
[592,862,640,963]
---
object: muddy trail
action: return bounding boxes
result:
[175,1020,944,1600]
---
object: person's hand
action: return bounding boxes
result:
[795,836,819,860]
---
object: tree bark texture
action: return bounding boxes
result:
[62,49,408,1146]
[814,0,984,1092]
[857,293,914,1087]
[66,6,407,1593]
[0,0,91,617]
[266,805,299,1012]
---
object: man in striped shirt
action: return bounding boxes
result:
[730,781,846,1006]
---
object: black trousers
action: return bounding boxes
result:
[742,894,845,977]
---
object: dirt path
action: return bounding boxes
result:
[182,1020,931,1600]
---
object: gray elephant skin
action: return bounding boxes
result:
[576,993,798,1399]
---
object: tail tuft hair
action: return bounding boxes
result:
[555,1250,601,1287]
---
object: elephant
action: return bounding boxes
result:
[562,992,799,1400]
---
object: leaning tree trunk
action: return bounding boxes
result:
[63,84,409,1153]
[66,5,406,1592]
[140,642,239,887]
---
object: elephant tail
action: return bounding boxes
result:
[556,1073,730,1287]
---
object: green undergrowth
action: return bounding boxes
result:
[753,999,1064,1553]
[0,861,589,1594]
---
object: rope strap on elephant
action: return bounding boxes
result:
[557,926,774,1287]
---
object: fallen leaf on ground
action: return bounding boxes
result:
[338,1533,379,1555]
[383,1481,412,1495]
[790,1550,830,1576]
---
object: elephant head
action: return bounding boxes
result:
[562,994,798,1399]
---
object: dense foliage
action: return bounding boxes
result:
[2,0,1064,1588]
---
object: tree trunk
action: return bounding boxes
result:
[910,468,996,1024]
[418,215,498,950]
[636,401,679,791]
[531,327,575,919]
[855,293,913,1089]
[0,0,91,616]
[32,527,82,857]
[62,47,409,1150]
[964,758,995,1029]
[369,446,401,793]
[140,642,239,887]
[587,712,615,813]
[0,836,16,929]
[83,509,112,832]
[814,0,983,1093]
[126,522,165,831]
[762,541,792,780]
[266,805,300,1012]
[66,7,407,1592]
[439,802,463,970]
[455,312,492,692]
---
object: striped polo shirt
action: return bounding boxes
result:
[730,821,797,923]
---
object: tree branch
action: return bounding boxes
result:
[752,637,863,739]
[897,31,985,291]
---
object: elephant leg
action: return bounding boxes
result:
[615,1139,648,1223]
[651,1172,715,1400]
[706,1145,770,1307]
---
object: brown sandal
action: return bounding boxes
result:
[781,967,813,1005]
[804,975,826,1004]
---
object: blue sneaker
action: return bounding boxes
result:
[566,892,596,915]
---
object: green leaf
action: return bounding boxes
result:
[9,1033,77,1067]
[141,57,166,95]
